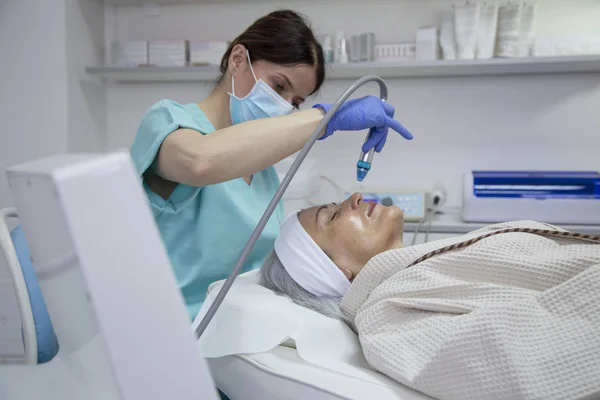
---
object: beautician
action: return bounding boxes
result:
[130,9,413,320]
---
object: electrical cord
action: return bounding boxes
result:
[423,214,434,244]
[410,193,443,246]
[411,217,426,246]
[423,194,442,243]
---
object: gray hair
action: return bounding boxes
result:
[259,251,345,320]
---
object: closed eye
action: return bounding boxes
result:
[273,80,299,109]
[329,203,339,221]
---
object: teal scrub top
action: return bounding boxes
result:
[130,99,284,320]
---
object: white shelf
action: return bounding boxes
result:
[102,0,556,5]
[105,0,270,5]
[86,56,600,83]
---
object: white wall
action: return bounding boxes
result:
[0,0,66,361]
[0,0,106,360]
[0,0,69,209]
[66,0,107,154]
[106,0,600,206]
[0,0,107,209]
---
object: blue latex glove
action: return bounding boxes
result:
[313,95,413,153]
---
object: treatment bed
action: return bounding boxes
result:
[193,270,433,400]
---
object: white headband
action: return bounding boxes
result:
[274,211,351,298]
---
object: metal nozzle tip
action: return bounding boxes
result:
[356,168,367,182]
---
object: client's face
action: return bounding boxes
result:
[297,192,404,280]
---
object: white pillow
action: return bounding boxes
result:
[193,270,379,380]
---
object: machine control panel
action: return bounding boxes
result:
[344,191,426,221]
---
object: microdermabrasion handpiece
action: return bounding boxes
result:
[356,136,375,182]
[355,85,387,182]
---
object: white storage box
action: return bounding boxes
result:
[112,41,148,67]
[189,42,228,66]
[375,43,416,62]
[416,27,438,61]
[149,40,189,67]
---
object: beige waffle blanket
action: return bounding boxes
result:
[340,220,600,400]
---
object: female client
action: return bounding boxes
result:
[259,192,600,400]
[260,192,403,318]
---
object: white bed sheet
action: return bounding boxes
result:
[194,271,433,400]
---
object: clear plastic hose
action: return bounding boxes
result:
[194,75,389,339]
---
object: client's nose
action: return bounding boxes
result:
[349,192,362,210]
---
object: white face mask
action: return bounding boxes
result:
[228,51,294,125]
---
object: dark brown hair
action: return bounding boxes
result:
[219,10,325,95]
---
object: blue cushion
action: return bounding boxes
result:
[10,225,59,363]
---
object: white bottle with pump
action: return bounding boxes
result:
[335,31,349,64]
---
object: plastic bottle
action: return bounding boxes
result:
[335,31,349,64]
[496,2,523,58]
[454,2,481,60]
[476,3,499,59]
[322,35,334,63]
[440,11,457,60]
[518,2,537,57]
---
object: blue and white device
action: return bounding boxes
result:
[463,171,600,225]
[344,191,426,221]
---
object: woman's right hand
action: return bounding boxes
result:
[313,96,413,153]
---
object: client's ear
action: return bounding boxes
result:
[340,267,353,281]
[325,250,354,281]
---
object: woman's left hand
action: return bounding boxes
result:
[313,96,413,153]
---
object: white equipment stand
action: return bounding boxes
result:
[0,152,219,400]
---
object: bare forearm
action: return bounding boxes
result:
[157,108,324,186]
[201,108,323,184]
